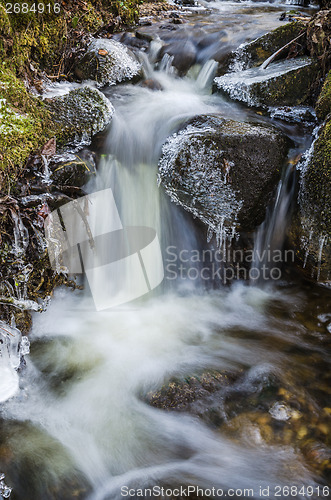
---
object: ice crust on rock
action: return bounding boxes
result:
[158,124,243,247]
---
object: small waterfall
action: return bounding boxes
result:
[251,164,296,284]
[86,58,226,297]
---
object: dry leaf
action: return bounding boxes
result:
[41,137,56,157]
[98,49,108,56]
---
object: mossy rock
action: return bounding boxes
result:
[159,115,288,236]
[44,86,114,150]
[74,38,141,87]
[316,70,331,120]
[215,57,318,108]
[289,120,331,283]
[0,66,54,192]
[225,21,306,73]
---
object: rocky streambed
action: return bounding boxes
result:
[0,1,331,499]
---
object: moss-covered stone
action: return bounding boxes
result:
[315,70,331,120]
[44,86,114,150]
[225,21,306,73]
[215,57,318,108]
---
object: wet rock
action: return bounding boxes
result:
[141,78,163,91]
[159,40,197,73]
[50,151,97,187]
[215,57,318,108]
[225,22,306,73]
[119,32,149,51]
[135,29,154,43]
[147,370,239,426]
[158,115,288,239]
[289,121,331,283]
[74,38,141,87]
[175,0,196,5]
[45,86,114,151]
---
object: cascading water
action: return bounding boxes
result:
[251,164,296,284]
[1,3,330,500]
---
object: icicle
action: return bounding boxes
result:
[0,322,30,403]
[0,473,12,499]
[317,235,327,281]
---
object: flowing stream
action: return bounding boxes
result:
[1,2,331,499]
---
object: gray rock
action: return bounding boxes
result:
[159,40,197,74]
[214,57,318,108]
[45,86,114,150]
[158,115,288,243]
[74,38,141,87]
[50,151,97,187]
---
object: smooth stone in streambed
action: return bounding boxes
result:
[74,38,141,87]
[214,57,318,108]
[158,115,288,238]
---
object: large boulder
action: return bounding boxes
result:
[289,120,331,283]
[74,38,141,87]
[214,57,318,108]
[44,86,114,150]
[158,115,288,241]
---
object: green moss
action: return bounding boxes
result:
[0,66,55,192]
[315,71,331,121]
